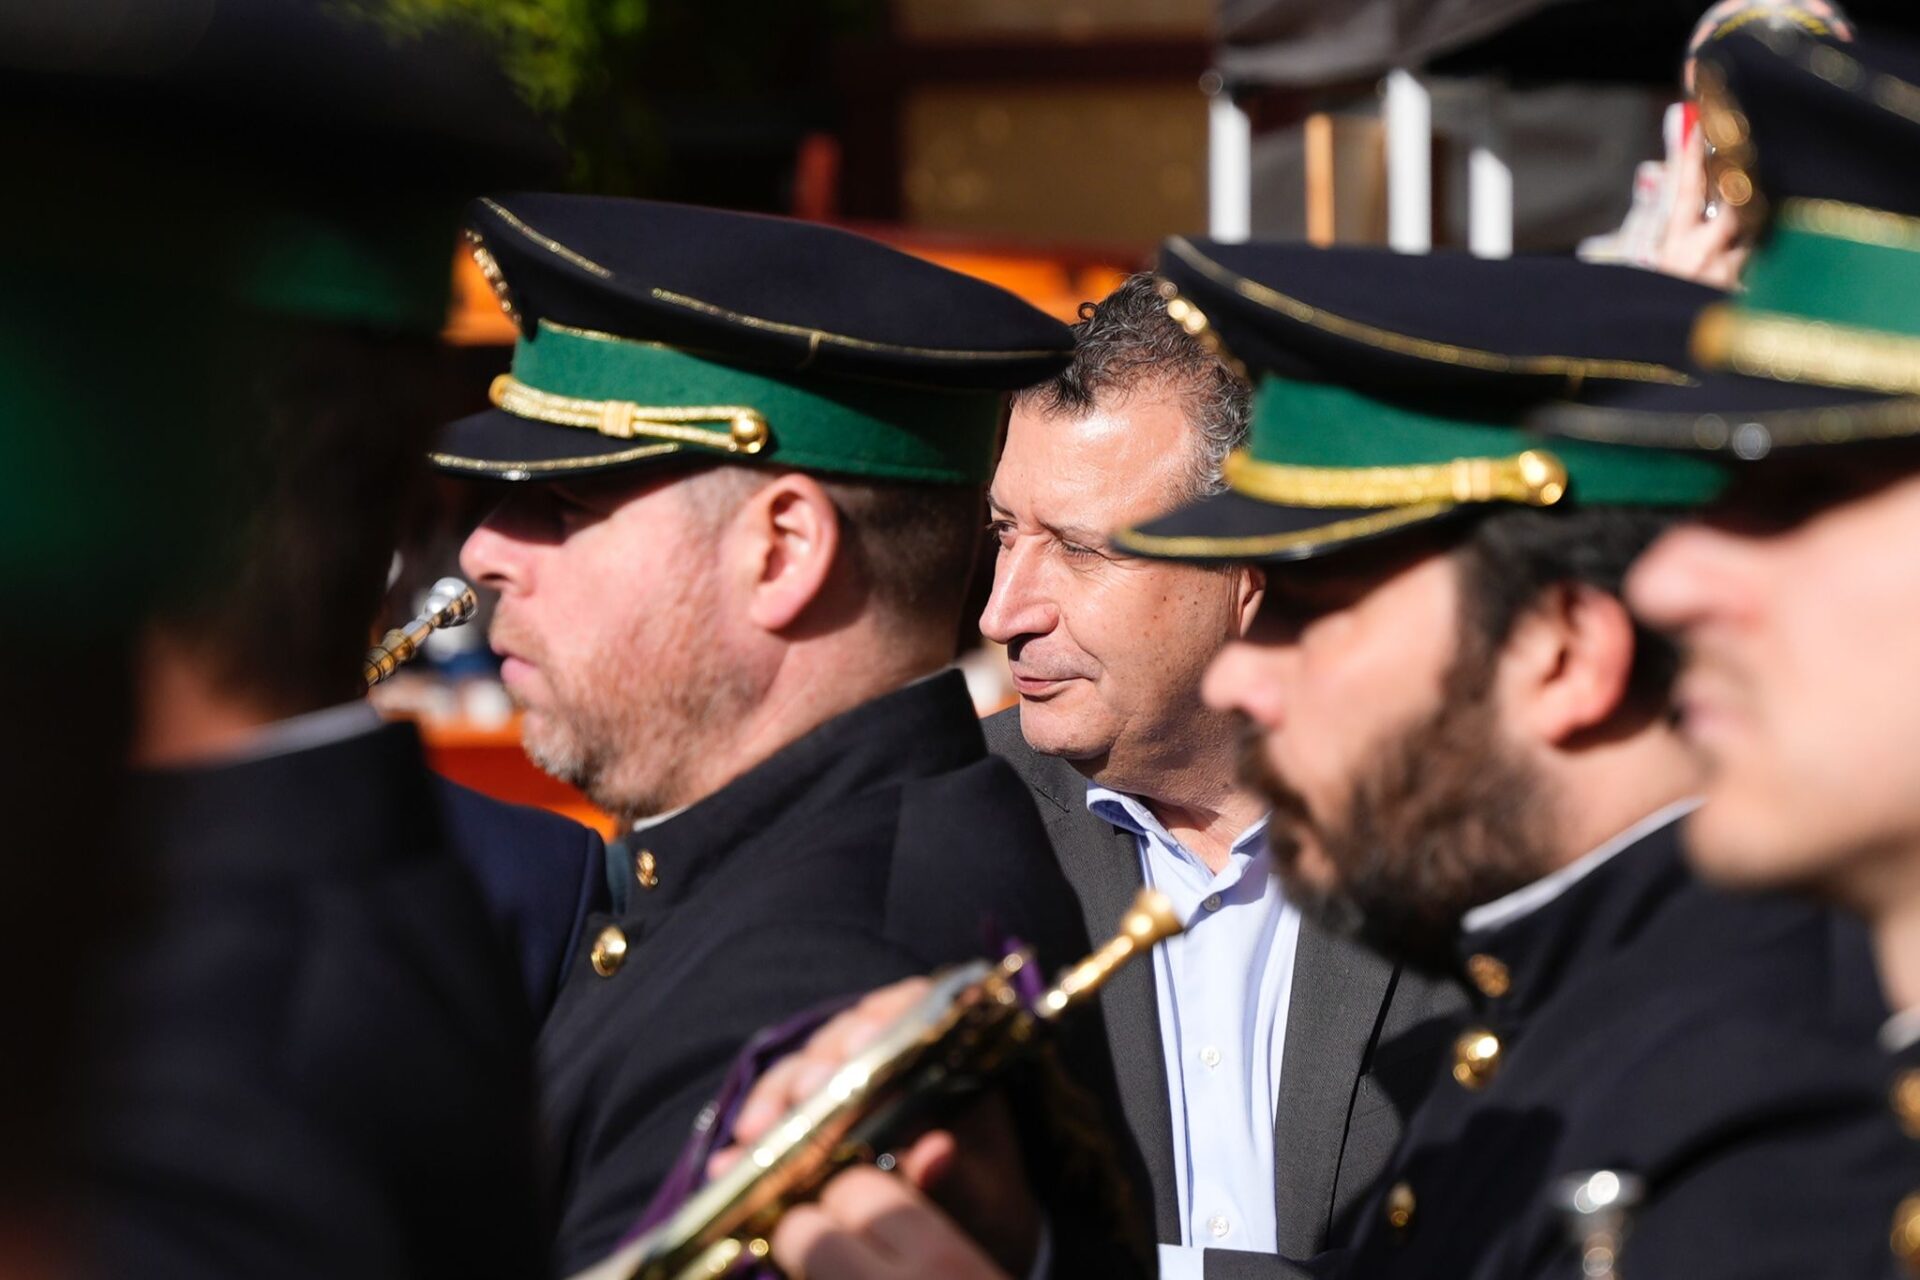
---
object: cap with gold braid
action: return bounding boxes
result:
[1534,26,1920,458]
[1114,244,1728,564]
[432,194,1072,484]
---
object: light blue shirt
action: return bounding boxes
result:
[1086,786,1301,1279]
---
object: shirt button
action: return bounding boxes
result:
[1208,1214,1230,1239]
[1200,1046,1221,1069]
[1203,894,1223,912]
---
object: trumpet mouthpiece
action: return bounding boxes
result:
[426,577,478,627]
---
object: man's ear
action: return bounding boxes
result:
[1502,581,1638,747]
[1234,565,1267,636]
[737,473,841,634]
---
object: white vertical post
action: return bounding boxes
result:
[1383,68,1431,253]
[1468,80,1514,258]
[1206,72,1252,243]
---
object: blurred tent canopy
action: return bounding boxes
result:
[1219,0,1920,91]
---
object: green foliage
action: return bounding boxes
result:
[335,0,885,196]
[333,0,648,114]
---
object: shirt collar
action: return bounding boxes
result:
[1461,797,1703,936]
[1084,783,1269,857]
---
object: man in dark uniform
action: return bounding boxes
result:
[742,245,1905,1280]
[57,6,574,1276]
[434,194,1113,1274]
[1529,26,1920,1275]
[1117,241,1901,1280]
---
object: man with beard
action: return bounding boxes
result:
[1525,25,1920,1274]
[436,193,1114,1274]
[726,244,1901,1280]
[980,273,1462,1277]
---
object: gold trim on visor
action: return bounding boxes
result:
[1115,502,1455,561]
[1694,305,1920,397]
[1162,238,1696,388]
[488,374,771,455]
[428,441,683,478]
[1784,198,1920,251]
[1221,448,1570,509]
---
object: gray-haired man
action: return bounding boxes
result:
[978,275,1461,1277]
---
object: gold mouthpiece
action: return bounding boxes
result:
[1035,888,1182,1021]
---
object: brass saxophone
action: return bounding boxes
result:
[570,888,1185,1280]
[362,577,478,688]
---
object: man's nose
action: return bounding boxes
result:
[459,505,529,597]
[1625,521,1746,638]
[979,542,1058,645]
[1202,640,1283,730]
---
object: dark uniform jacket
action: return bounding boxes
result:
[86,720,544,1280]
[439,780,608,1023]
[536,672,1103,1275]
[983,709,1465,1278]
[1339,815,1905,1280]
[1882,1037,1920,1279]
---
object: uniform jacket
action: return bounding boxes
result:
[1882,1038,1920,1279]
[1340,816,1905,1280]
[982,708,1466,1278]
[87,721,544,1280]
[438,780,608,1023]
[537,672,1108,1275]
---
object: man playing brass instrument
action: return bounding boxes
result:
[730,243,1904,1280]
[435,194,1115,1274]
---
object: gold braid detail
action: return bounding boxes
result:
[1221,449,1569,509]
[489,374,771,454]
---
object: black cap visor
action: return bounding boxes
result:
[1114,486,1466,565]
[430,407,700,481]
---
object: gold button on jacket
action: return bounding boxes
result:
[1452,1028,1503,1090]
[590,925,628,977]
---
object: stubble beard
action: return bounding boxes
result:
[516,576,759,825]
[1238,667,1558,973]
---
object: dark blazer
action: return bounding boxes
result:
[982,708,1464,1276]
[438,780,608,1023]
[1341,818,1908,1280]
[537,673,1108,1275]
[86,721,544,1280]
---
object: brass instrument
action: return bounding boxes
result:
[1552,1170,1644,1280]
[571,888,1185,1280]
[362,577,478,688]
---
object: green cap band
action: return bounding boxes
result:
[1740,210,1920,337]
[502,320,1003,484]
[1693,199,1920,396]
[1236,376,1726,509]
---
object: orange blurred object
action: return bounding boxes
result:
[420,718,619,839]
[441,222,1137,344]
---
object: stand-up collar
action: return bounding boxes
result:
[617,670,983,918]
[1453,812,1691,1026]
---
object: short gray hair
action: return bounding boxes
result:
[1011,272,1250,501]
